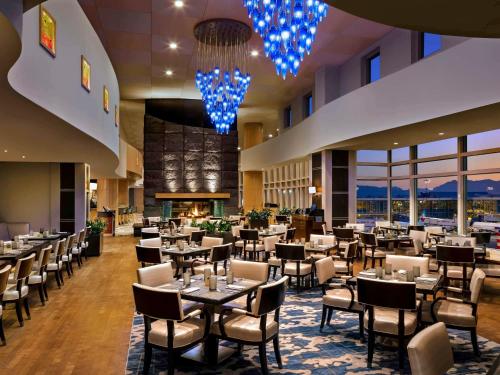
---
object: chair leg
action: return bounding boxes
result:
[69,261,74,275]
[143,344,152,374]
[43,283,49,300]
[15,301,24,327]
[77,254,82,268]
[273,336,283,369]
[367,330,375,368]
[398,334,405,369]
[0,315,5,345]
[379,258,383,267]
[363,256,368,270]
[471,328,481,357]
[327,308,333,325]
[38,284,45,305]
[54,271,61,288]
[358,313,364,341]
[258,343,269,375]
[59,269,65,285]
[23,298,31,319]
[320,305,327,331]
[167,348,175,375]
[65,262,71,277]
[371,257,375,269]
[272,266,277,279]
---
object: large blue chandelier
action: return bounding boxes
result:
[243,0,328,79]
[194,19,252,134]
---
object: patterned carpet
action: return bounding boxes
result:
[126,289,500,374]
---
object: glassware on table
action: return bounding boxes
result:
[183,272,191,287]
[300,237,305,244]
[385,263,392,275]
[209,275,217,291]
[204,268,212,286]
[407,269,414,282]
[412,266,421,278]
[226,270,234,284]
[376,266,383,279]
[295,239,300,244]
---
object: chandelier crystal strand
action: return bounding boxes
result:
[194,20,252,134]
[243,0,328,79]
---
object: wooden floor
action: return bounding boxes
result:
[0,235,499,374]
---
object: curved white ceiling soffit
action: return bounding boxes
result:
[0,0,121,178]
[327,0,500,38]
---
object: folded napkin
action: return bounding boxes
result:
[182,287,200,294]
[226,284,245,291]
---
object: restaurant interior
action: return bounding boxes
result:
[0,0,500,374]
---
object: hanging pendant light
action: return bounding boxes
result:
[194,19,252,134]
[243,0,328,79]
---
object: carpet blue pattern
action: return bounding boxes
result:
[126,289,499,374]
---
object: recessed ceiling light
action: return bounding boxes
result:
[251,50,259,57]
[174,0,184,8]
[169,42,178,50]
[165,69,173,76]
[22,155,26,159]
[393,142,399,145]
[268,134,273,138]
[438,132,445,136]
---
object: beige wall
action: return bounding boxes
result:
[0,162,60,231]
[134,188,144,213]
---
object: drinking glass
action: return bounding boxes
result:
[295,239,300,244]
[385,263,392,275]
[183,272,191,287]
[226,270,234,285]
[204,268,211,286]
[300,237,305,244]
[413,266,421,278]
[407,270,414,282]
[376,266,383,279]
[209,276,217,291]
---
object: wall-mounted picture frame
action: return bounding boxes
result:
[81,55,91,92]
[115,105,120,127]
[103,86,109,113]
[39,5,56,57]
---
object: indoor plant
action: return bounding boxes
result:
[86,219,105,256]
[246,208,272,229]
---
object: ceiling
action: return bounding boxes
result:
[78,0,392,151]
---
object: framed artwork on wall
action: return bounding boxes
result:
[81,55,91,92]
[103,86,109,113]
[39,6,56,57]
[115,105,120,127]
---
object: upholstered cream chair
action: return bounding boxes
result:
[332,241,358,275]
[0,264,11,344]
[28,246,52,305]
[424,268,486,357]
[3,253,35,327]
[346,223,365,232]
[269,224,287,238]
[61,233,76,277]
[141,226,160,240]
[309,234,336,260]
[361,232,387,269]
[240,229,265,261]
[358,278,419,369]
[275,243,312,293]
[181,226,199,238]
[190,243,232,276]
[139,237,162,247]
[437,245,475,288]
[315,256,363,338]
[201,236,224,249]
[132,283,209,375]
[226,260,269,311]
[332,228,355,254]
[407,322,454,375]
[386,254,429,275]
[71,229,85,268]
[264,235,282,279]
[399,230,429,255]
[375,220,391,230]
[214,276,288,375]
[47,239,66,287]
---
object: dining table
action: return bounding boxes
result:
[380,225,408,234]
[157,274,266,365]
[376,235,411,251]
[0,240,52,265]
[161,232,191,242]
[162,245,211,277]
[258,230,286,238]
[305,243,336,256]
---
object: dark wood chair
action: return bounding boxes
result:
[471,231,492,246]
[135,245,163,268]
[360,232,386,269]
[436,245,475,294]
[132,283,209,375]
[189,243,232,275]
[275,215,289,224]
[169,218,181,227]
[240,229,264,261]
[142,228,160,240]
[332,227,355,254]
[357,277,419,369]
[285,227,296,243]
[332,240,358,276]
[275,243,312,293]
[0,264,11,344]
[190,230,206,245]
[215,276,288,375]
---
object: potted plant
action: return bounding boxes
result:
[86,219,105,256]
[246,208,272,229]
[199,220,233,244]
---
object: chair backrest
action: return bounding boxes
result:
[424,226,443,235]
[169,218,181,227]
[345,240,358,259]
[56,239,66,257]
[436,245,474,264]
[333,227,354,240]
[239,229,259,241]
[445,236,476,247]
[386,254,429,275]
[407,225,424,234]
[470,231,491,246]
[310,234,336,246]
[77,229,85,244]
[137,262,174,287]
[413,239,425,255]
[253,276,288,316]
[275,243,306,261]
[407,322,454,375]
[210,244,232,263]
[346,223,365,232]
[231,225,243,237]
[263,235,279,252]
[0,265,12,295]
[66,233,77,254]
[136,245,162,265]
[275,215,288,224]
[470,268,486,304]
[13,253,36,282]
[142,231,160,240]
[409,230,428,244]
[142,227,159,234]
[38,246,52,270]
[357,277,417,310]
[201,236,224,248]
[190,230,206,243]
[132,283,183,321]
[315,256,336,284]
[140,237,162,247]
[322,223,327,235]
[182,226,199,236]
[360,232,377,246]
[230,259,268,282]
[285,228,296,242]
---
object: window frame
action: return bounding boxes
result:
[303,93,313,119]
[363,48,381,85]
[283,105,292,128]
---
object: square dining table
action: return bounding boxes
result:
[161,246,211,277]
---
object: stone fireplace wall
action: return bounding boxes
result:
[144,114,239,217]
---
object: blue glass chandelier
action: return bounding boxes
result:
[243,0,328,79]
[194,19,252,134]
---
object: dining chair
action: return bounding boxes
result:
[360,232,387,269]
[141,227,160,239]
[225,259,269,311]
[285,228,296,243]
[437,245,475,293]
[189,230,206,245]
[426,268,486,357]
[332,228,355,255]
[189,243,232,275]
[0,265,11,345]
[406,225,425,234]
[332,240,358,276]
[309,234,336,260]
[215,276,288,375]
[407,322,454,375]
[240,229,265,261]
[470,232,491,247]
[62,233,76,277]
[139,237,162,247]
[315,256,363,339]
[357,277,419,369]
[264,236,281,279]
[322,223,332,235]
[72,229,85,268]
[232,225,244,256]
[275,243,312,293]
[135,245,164,268]
[400,230,429,255]
[81,226,90,260]
[386,254,430,276]
[132,283,209,375]
[275,215,289,224]
[3,253,36,327]
[28,246,52,305]
[47,239,66,287]
[201,236,224,249]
